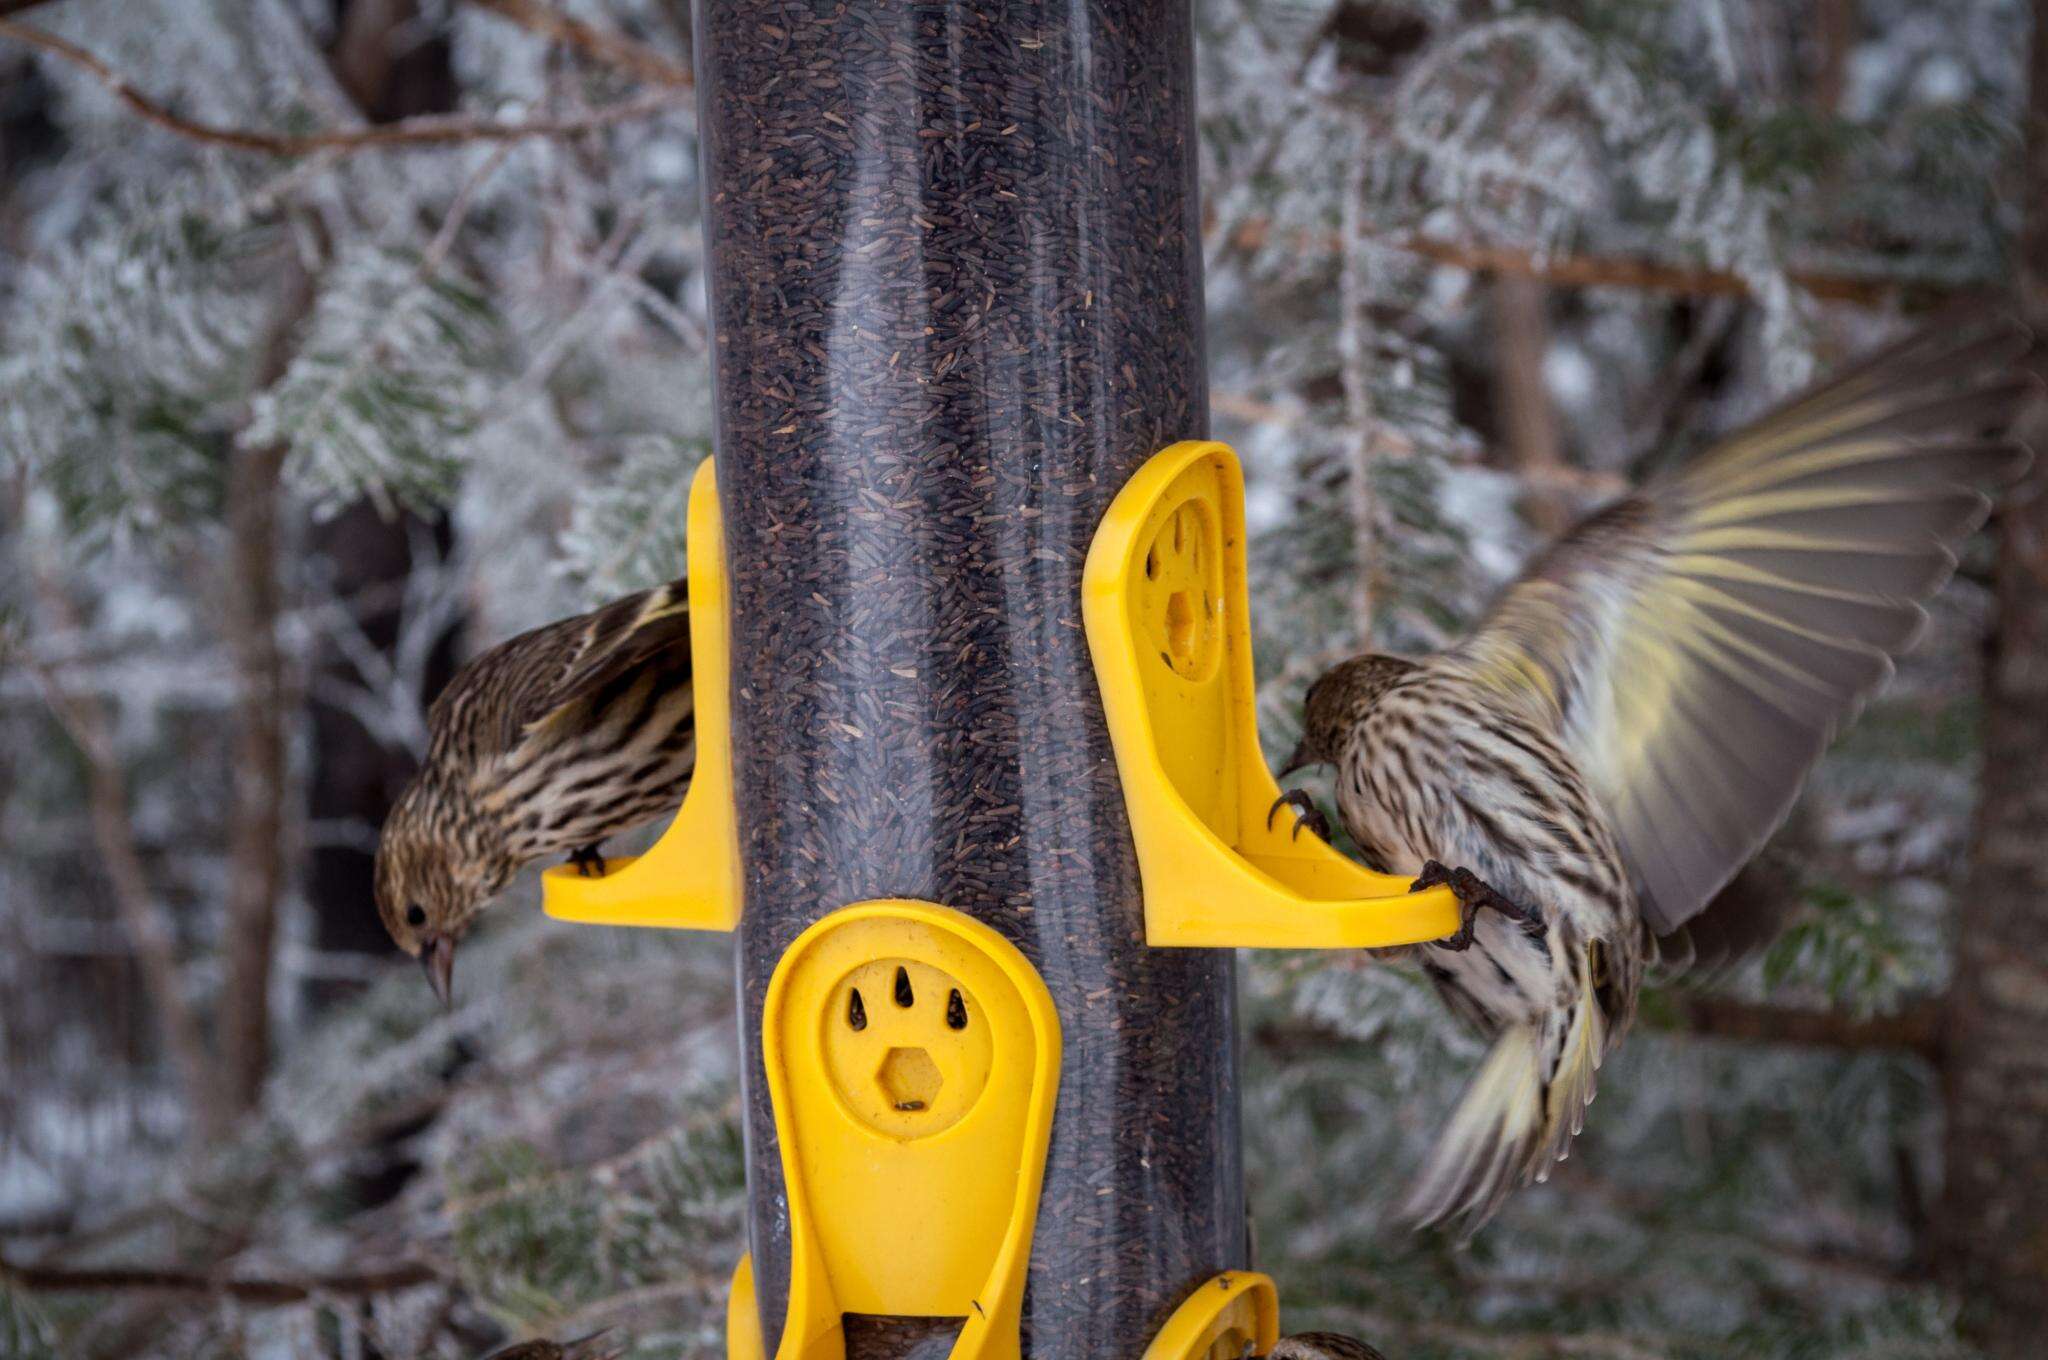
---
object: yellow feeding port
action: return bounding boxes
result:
[727,1256,764,1360]
[1082,441,1459,949]
[754,900,1061,1360]
[1142,1272,1280,1360]
[541,458,742,931]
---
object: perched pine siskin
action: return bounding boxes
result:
[1278,316,2037,1233]
[1265,1334,1391,1360]
[479,1329,623,1360]
[374,580,694,1002]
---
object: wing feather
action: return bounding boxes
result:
[1455,314,2036,935]
[519,578,692,734]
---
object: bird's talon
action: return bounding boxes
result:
[1268,789,1331,843]
[1434,919,1477,951]
[1414,862,1541,950]
[1294,806,1332,843]
[567,845,607,878]
[1266,791,1298,833]
[1410,858,1453,893]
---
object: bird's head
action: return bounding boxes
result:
[1282,653,1418,775]
[1266,1334,1391,1360]
[374,780,509,1006]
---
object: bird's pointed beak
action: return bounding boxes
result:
[420,933,456,1008]
[1279,738,1313,778]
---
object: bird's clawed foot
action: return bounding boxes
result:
[1267,789,1332,843]
[1410,859,1542,952]
[568,844,607,878]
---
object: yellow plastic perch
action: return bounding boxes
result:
[748,900,1062,1360]
[1082,441,1459,949]
[727,1262,1276,1360]
[1141,1271,1280,1360]
[541,458,742,931]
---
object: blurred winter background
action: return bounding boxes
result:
[1,0,2044,1356]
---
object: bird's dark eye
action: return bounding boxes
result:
[405,904,426,928]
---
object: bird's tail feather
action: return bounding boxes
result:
[1402,1022,1544,1232]
[1534,952,1606,1178]
[1404,952,1607,1234]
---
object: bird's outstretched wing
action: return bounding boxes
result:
[518,578,692,734]
[1641,852,1805,977]
[1453,316,2036,936]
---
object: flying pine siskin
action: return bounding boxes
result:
[374,580,694,1002]
[1277,316,2037,1234]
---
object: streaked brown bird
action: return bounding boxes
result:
[479,1329,622,1360]
[375,579,694,1002]
[1266,1334,1390,1360]
[1277,317,2036,1233]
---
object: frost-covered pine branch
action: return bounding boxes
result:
[248,240,506,518]
[556,435,707,603]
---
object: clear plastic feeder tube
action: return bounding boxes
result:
[694,0,1245,1354]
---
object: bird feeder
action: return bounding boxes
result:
[542,2,1455,1354]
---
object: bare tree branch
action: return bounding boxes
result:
[1336,149,1381,639]
[0,1254,440,1305]
[1934,5,2048,1342]
[17,569,223,1135]
[462,0,693,89]
[1254,992,1947,1067]
[1490,273,1570,535]
[1221,217,1973,309]
[215,251,319,1116]
[1667,994,1945,1062]
[0,19,682,157]
[1813,0,1854,114]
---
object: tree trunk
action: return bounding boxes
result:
[331,0,455,123]
[217,258,315,1115]
[1813,0,1852,113]
[218,438,289,1114]
[1339,150,1382,639]
[1935,4,2048,1349]
[1490,273,1567,535]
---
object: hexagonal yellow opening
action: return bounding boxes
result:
[876,1046,943,1112]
